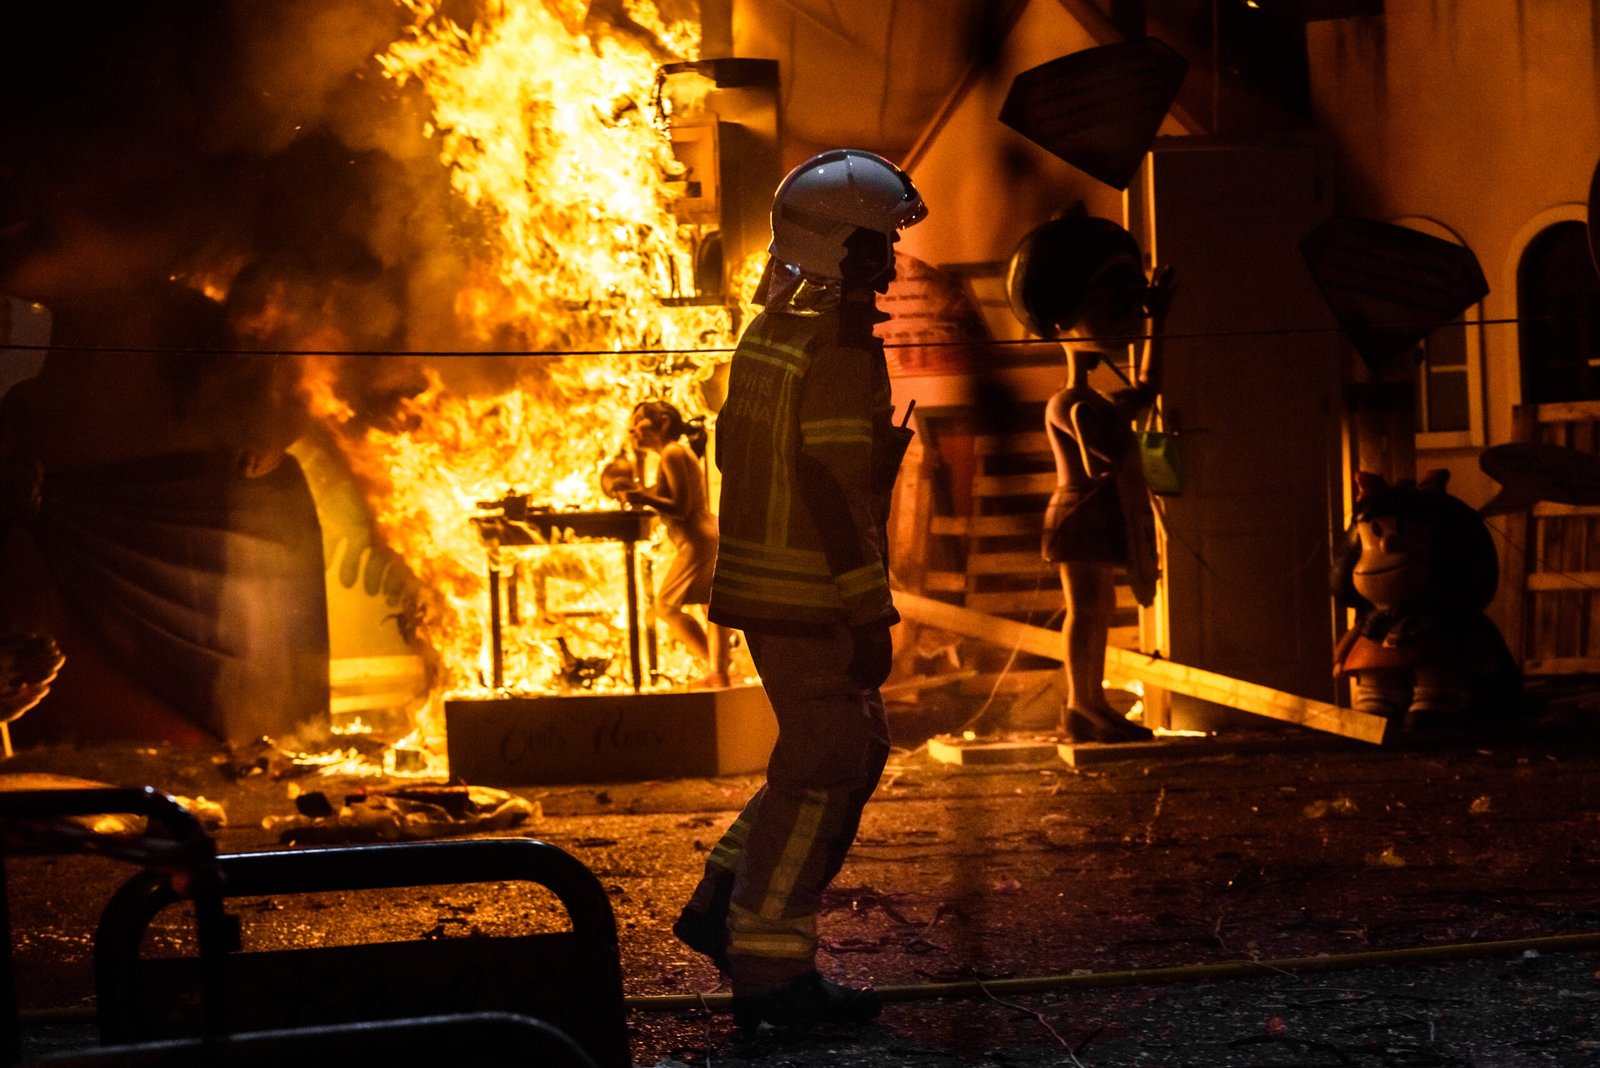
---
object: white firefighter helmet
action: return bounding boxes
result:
[768,149,928,280]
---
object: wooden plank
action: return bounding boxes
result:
[927,735,1060,766]
[1530,518,1559,660]
[331,691,423,715]
[1531,590,1561,663]
[1526,571,1600,592]
[1502,499,1530,661]
[1532,502,1600,518]
[972,472,1057,497]
[1580,514,1593,658]
[1558,588,1586,660]
[967,552,1057,576]
[1590,587,1600,661]
[922,570,968,592]
[1058,732,1357,768]
[1524,656,1600,675]
[1533,400,1600,425]
[974,432,1050,457]
[329,655,427,685]
[1100,657,1385,744]
[1534,514,1554,572]
[965,589,1066,615]
[1563,515,1587,573]
[930,513,1042,537]
[895,592,1386,744]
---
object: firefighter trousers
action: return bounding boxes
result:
[683,624,890,992]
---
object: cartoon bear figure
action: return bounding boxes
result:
[1332,470,1522,732]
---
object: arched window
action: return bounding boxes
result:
[1517,221,1600,405]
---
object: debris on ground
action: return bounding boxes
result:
[261,782,539,843]
[169,795,226,831]
[0,772,147,842]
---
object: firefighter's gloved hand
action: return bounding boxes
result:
[846,623,894,690]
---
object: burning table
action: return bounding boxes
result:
[448,502,777,787]
[472,496,656,693]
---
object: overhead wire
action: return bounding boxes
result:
[12,305,1591,733]
[0,313,1570,360]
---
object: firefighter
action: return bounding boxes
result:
[673,149,927,1033]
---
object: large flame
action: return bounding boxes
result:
[312,0,742,723]
[379,0,714,348]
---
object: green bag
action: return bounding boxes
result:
[1136,428,1183,496]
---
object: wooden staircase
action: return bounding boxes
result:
[917,424,1141,652]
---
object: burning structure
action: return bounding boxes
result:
[0,0,786,768]
[3,0,1596,768]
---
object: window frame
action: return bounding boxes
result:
[1391,215,1486,450]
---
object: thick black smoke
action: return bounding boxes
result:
[3,0,464,369]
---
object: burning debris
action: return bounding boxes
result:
[556,637,613,688]
[264,781,538,843]
[1,1,765,755]
[215,731,448,781]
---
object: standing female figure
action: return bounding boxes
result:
[622,400,731,687]
[1006,214,1174,742]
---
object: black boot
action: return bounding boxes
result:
[672,875,734,974]
[672,905,731,974]
[731,972,882,1034]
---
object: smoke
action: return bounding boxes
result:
[1,0,704,435]
[0,4,436,425]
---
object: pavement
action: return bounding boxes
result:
[6,685,1600,1066]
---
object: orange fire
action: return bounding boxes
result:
[307,0,748,740]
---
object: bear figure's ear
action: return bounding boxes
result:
[1418,468,1450,495]
[1354,471,1388,503]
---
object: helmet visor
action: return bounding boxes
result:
[887,163,928,229]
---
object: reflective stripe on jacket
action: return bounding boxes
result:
[709,304,903,632]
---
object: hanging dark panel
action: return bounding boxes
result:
[998,37,1187,190]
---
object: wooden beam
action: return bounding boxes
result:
[1523,656,1600,675]
[1527,571,1600,592]
[973,472,1056,497]
[929,514,1040,537]
[895,593,1387,744]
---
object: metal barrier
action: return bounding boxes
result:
[94,837,628,1068]
[0,787,233,1065]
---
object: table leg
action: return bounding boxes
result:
[624,542,642,692]
[641,555,659,678]
[488,562,503,690]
